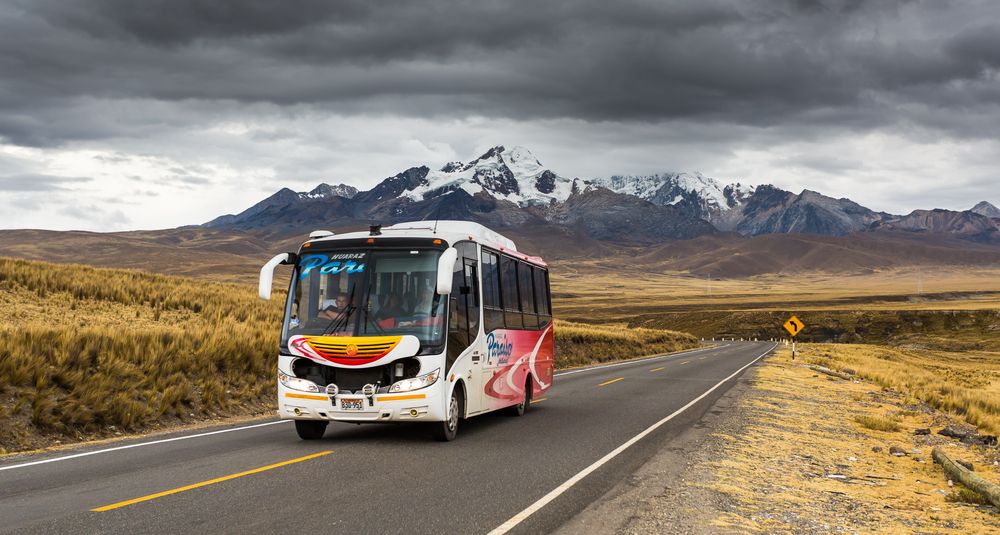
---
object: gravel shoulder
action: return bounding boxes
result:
[559,347,1000,534]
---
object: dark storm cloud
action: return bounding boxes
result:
[0,0,998,147]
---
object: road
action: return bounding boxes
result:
[0,341,775,534]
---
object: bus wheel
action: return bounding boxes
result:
[507,377,532,417]
[294,420,328,440]
[431,388,461,442]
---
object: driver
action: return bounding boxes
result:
[318,292,350,320]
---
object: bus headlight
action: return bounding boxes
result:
[278,370,320,393]
[389,368,439,393]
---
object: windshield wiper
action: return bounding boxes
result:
[325,305,355,335]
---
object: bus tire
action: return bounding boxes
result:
[294,420,328,440]
[431,388,462,442]
[507,377,532,417]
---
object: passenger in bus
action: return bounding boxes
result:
[318,292,350,320]
[376,294,405,321]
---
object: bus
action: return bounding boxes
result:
[258,221,554,441]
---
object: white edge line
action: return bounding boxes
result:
[553,344,730,378]
[487,343,778,535]
[0,420,291,472]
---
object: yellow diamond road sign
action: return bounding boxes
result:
[784,315,804,337]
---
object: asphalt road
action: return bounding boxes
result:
[0,341,776,534]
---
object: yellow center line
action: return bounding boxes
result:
[649,367,666,372]
[530,397,547,404]
[91,451,333,512]
[598,377,624,387]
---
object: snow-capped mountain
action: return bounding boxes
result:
[203,144,999,244]
[592,172,754,229]
[400,145,575,206]
[301,183,358,200]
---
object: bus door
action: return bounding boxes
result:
[447,244,484,414]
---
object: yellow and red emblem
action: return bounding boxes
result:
[291,335,402,365]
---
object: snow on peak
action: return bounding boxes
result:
[300,183,359,199]
[594,172,754,211]
[401,145,575,206]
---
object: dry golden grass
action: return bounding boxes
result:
[0,257,286,453]
[803,343,1000,436]
[0,257,698,453]
[553,319,698,369]
[854,413,901,432]
[703,350,1000,533]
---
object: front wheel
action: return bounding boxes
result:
[294,420,328,440]
[431,389,461,441]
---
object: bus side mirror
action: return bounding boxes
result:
[259,252,294,300]
[436,247,458,295]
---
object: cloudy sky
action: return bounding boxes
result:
[1,0,998,231]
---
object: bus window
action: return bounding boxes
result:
[500,255,523,329]
[519,262,538,329]
[481,249,504,332]
[534,266,552,327]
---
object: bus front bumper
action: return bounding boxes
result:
[278,384,444,423]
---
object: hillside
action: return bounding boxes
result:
[4,221,1000,284]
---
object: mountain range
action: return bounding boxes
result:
[4,145,993,283]
[205,145,1000,244]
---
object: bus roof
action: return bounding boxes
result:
[305,220,548,268]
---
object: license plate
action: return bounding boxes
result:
[340,398,364,411]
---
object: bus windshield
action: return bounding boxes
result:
[282,248,446,352]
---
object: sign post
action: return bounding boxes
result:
[783,315,805,360]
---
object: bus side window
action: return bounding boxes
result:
[481,249,504,332]
[501,255,523,329]
[534,267,552,327]
[519,262,538,330]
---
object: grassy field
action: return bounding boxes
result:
[0,257,285,453]
[551,265,1000,347]
[803,343,1000,436]
[553,319,696,369]
[0,257,698,454]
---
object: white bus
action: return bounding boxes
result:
[259,221,555,441]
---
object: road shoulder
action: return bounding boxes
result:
[558,348,1000,534]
